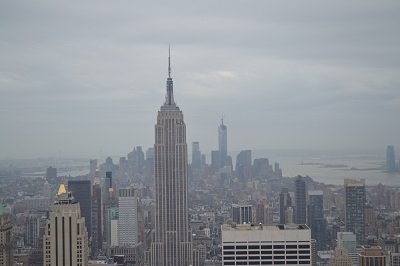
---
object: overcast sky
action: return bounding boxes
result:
[1,0,399,159]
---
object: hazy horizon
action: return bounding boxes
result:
[1,1,399,159]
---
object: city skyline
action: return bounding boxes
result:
[1,1,400,159]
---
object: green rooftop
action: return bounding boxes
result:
[0,204,9,215]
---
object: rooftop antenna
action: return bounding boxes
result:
[168,45,171,78]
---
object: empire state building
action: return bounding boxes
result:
[150,51,193,266]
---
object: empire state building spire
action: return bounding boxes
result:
[151,50,193,266]
[162,47,178,110]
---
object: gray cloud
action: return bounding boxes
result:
[0,0,399,158]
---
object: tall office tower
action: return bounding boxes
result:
[46,166,57,180]
[68,180,92,240]
[344,179,366,245]
[308,191,327,250]
[43,182,88,266]
[337,232,358,265]
[118,187,138,246]
[0,205,13,266]
[221,223,312,265]
[211,150,221,170]
[150,51,193,266]
[89,159,98,180]
[232,204,253,224]
[235,150,252,182]
[359,245,386,266]
[295,176,307,224]
[25,213,40,248]
[91,170,103,255]
[329,246,352,266]
[192,141,202,170]
[218,118,228,168]
[387,145,397,172]
[279,188,292,224]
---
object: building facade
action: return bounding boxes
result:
[359,245,386,266]
[308,190,327,250]
[344,179,366,245]
[0,205,13,266]
[218,119,228,168]
[232,204,253,224]
[295,176,307,224]
[279,188,292,224]
[337,232,358,265]
[43,182,88,266]
[221,223,312,265]
[68,180,92,239]
[118,187,138,246]
[150,51,193,266]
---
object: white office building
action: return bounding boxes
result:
[118,188,138,246]
[221,223,312,265]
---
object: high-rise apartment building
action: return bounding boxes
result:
[150,51,193,266]
[118,187,138,246]
[221,223,312,265]
[218,118,228,168]
[295,176,307,224]
[43,182,88,266]
[232,204,253,224]
[279,188,292,224]
[344,179,366,245]
[308,190,327,250]
[0,205,13,266]
[387,145,397,172]
[68,180,92,240]
[359,245,386,266]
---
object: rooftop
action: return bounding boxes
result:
[222,223,309,231]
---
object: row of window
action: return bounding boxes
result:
[224,260,310,265]
[224,255,311,260]
[224,250,310,255]
[223,244,310,250]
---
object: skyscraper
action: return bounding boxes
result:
[68,180,92,240]
[43,182,88,266]
[218,118,228,168]
[307,190,327,250]
[118,187,138,246]
[344,179,366,245]
[295,175,307,224]
[387,145,397,172]
[91,170,103,255]
[150,50,192,266]
[235,150,252,182]
[337,232,358,265]
[279,188,292,224]
[191,141,201,170]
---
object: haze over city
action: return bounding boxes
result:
[1,0,399,159]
